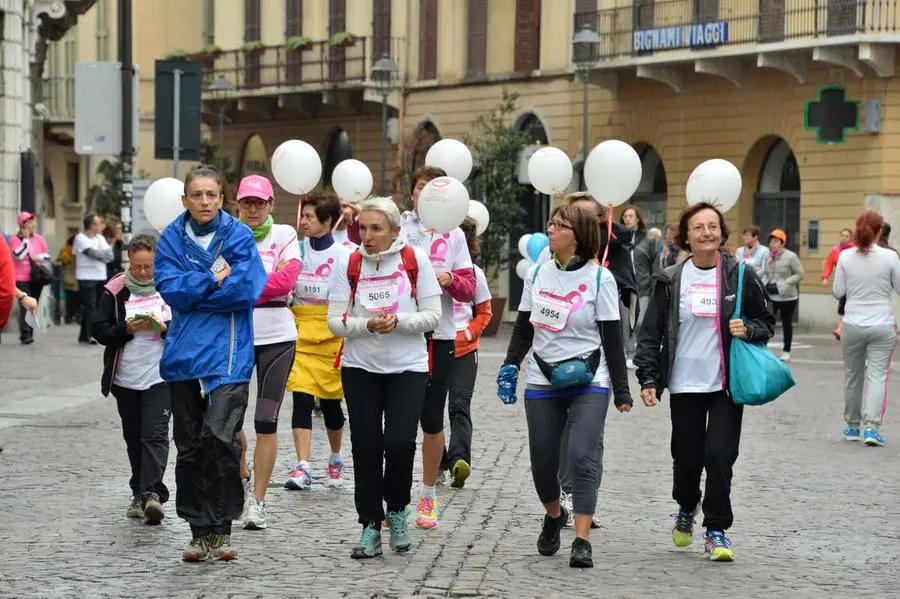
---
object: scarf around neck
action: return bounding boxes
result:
[242,215,273,242]
[189,211,221,237]
[124,269,157,297]
[310,232,334,251]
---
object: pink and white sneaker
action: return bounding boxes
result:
[284,461,312,490]
[326,459,344,488]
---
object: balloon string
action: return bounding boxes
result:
[601,207,612,268]
[332,213,344,233]
[296,195,305,234]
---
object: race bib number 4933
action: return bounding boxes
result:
[690,283,717,318]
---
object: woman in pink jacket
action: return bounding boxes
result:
[8,212,49,344]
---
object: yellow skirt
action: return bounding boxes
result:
[286,304,344,400]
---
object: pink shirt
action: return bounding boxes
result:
[8,234,49,282]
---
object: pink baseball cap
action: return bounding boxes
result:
[17,211,35,226]
[236,175,275,202]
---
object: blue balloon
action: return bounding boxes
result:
[527,232,549,262]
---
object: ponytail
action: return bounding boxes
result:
[853,210,884,254]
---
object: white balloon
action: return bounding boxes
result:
[528,147,573,196]
[515,258,532,280]
[143,177,186,232]
[584,140,642,207]
[467,200,490,236]
[518,234,533,259]
[685,159,742,213]
[417,176,470,233]
[332,159,373,202]
[271,139,322,194]
[425,139,473,182]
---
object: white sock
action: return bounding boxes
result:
[330,452,343,463]
[422,485,436,499]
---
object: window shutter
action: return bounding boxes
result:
[373,0,392,59]
[244,0,261,41]
[514,0,541,74]
[466,0,488,77]
[329,0,347,82]
[693,0,718,23]
[573,0,597,63]
[419,0,438,80]
[286,0,302,36]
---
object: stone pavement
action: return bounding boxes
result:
[0,324,898,598]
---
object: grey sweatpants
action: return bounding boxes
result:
[525,391,610,515]
[842,323,896,429]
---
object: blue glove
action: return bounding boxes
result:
[497,364,519,405]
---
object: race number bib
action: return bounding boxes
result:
[125,294,170,321]
[294,272,329,304]
[530,291,574,333]
[358,276,400,313]
[259,250,277,274]
[690,283,717,318]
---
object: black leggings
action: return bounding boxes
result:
[421,339,455,434]
[770,300,796,352]
[292,392,345,430]
[253,341,296,434]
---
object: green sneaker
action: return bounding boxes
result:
[387,509,413,552]
[351,524,383,559]
[207,534,238,561]
[672,508,696,548]
[451,459,471,489]
[382,504,412,529]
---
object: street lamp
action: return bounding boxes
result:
[572,24,601,188]
[208,76,235,171]
[372,53,398,196]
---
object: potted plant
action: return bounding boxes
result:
[163,49,188,60]
[463,90,529,336]
[329,31,356,48]
[286,35,314,52]
[191,43,222,62]
[241,40,265,56]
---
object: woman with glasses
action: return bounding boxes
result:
[497,204,631,569]
[236,175,302,531]
[635,202,774,562]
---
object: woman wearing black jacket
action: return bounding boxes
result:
[92,234,172,526]
[634,203,774,562]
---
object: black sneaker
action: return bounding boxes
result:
[537,506,568,556]
[570,537,593,568]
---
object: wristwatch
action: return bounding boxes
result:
[15,290,28,303]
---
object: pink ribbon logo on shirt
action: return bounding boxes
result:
[315,257,335,278]
[563,284,588,314]
[429,234,450,263]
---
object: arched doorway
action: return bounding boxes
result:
[323,128,352,189]
[629,145,668,231]
[754,138,801,253]
[408,120,441,173]
[509,111,551,311]
[240,134,268,176]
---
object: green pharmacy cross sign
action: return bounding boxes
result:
[804,86,860,145]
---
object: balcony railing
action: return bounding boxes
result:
[42,76,76,121]
[195,36,404,93]
[577,0,900,61]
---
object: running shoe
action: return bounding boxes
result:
[326,458,345,488]
[842,425,861,441]
[570,537,593,568]
[387,509,413,552]
[243,498,267,530]
[450,459,470,489]
[672,507,697,547]
[382,504,412,529]
[864,426,885,446]
[537,507,568,556]
[704,530,734,562]
[415,496,439,529]
[126,497,144,519]
[182,537,208,562]
[780,351,791,362]
[285,461,312,490]
[436,470,449,486]
[208,534,238,561]
[351,525,383,559]
[143,493,165,525]
[560,491,574,528]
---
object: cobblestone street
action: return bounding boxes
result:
[0,325,898,598]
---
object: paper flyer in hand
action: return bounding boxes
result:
[124,295,170,322]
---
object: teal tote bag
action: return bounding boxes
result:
[729,261,796,406]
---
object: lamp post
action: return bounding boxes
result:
[372,54,398,196]
[208,76,235,171]
[572,24,601,188]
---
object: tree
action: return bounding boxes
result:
[464,90,529,290]
[88,159,149,219]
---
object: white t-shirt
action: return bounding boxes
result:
[333,229,359,251]
[402,216,473,341]
[537,246,552,264]
[293,238,351,306]
[669,260,723,394]
[185,224,215,251]
[330,246,442,374]
[452,265,492,332]
[113,292,168,391]
[253,224,301,346]
[73,232,111,281]
[519,260,619,387]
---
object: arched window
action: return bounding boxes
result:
[755,138,801,253]
[239,134,268,176]
[323,128,352,188]
[629,144,668,231]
